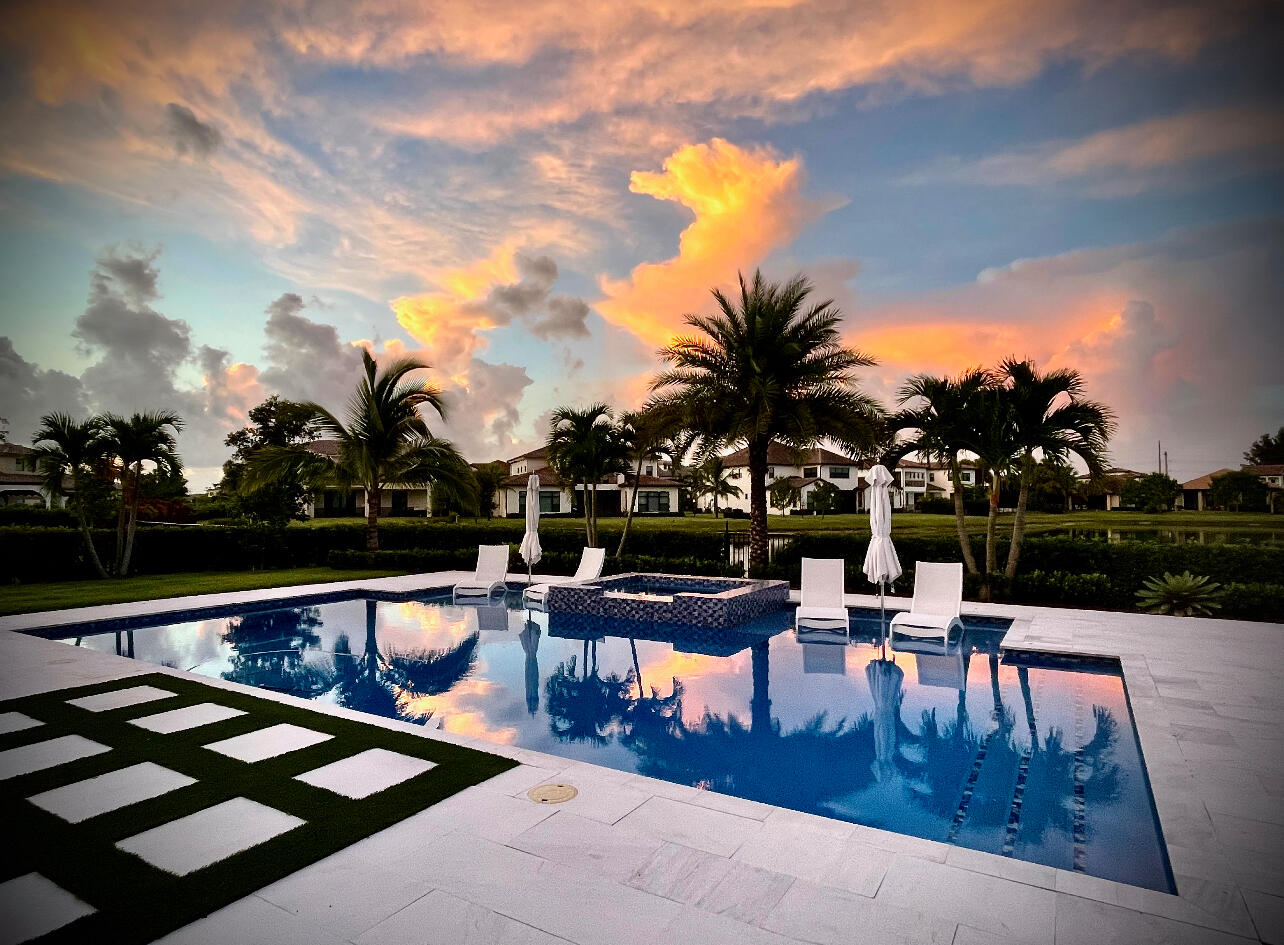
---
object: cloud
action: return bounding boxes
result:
[847,219,1284,481]
[597,138,832,346]
[0,336,87,444]
[165,103,222,158]
[259,293,367,406]
[533,297,591,340]
[907,106,1284,195]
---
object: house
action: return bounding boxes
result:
[497,446,682,518]
[303,439,432,518]
[1079,467,1148,511]
[1181,465,1284,512]
[0,443,72,508]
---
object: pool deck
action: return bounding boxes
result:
[1,572,1281,945]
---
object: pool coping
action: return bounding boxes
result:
[1,571,1280,943]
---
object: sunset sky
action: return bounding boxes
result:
[1,0,1281,488]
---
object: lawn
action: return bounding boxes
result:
[0,567,406,617]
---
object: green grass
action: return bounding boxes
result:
[1,673,516,945]
[0,567,407,617]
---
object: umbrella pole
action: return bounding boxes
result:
[880,580,887,659]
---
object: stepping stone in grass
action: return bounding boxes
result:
[0,873,95,945]
[116,797,304,876]
[128,703,245,734]
[294,748,436,799]
[0,736,110,781]
[66,685,176,713]
[0,712,43,735]
[28,762,196,823]
[204,723,333,763]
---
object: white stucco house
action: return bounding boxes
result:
[496,446,682,518]
[0,443,71,508]
[302,439,432,518]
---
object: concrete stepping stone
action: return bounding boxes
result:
[66,685,175,713]
[0,873,95,945]
[116,797,304,876]
[204,724,333,763]
[0,735,110,781]
[0,712,43,735]
[28,762,196,823]
[129,703,245,734]
[294,748,436,799]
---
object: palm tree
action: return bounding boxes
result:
[32,413,110,579]
[890,370,989,575]
[102,410,184,576]
[244,349,475,551]
[691,454,743,518]
[614,406,681,556]
[962,386,1021,592]
[545,403,629,547]
[649,270,883,575]
[997,359,1114,578]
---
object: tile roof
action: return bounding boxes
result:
[1181,468,1234,491]
[0,443,35,456]
[722,442,857,467]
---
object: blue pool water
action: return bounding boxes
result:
[45,591,1174,892]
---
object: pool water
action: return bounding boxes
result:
[48,592,1174,892]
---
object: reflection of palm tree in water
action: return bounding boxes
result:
[221,606,331,695]
[331,599,479,725]
[544,643,634,744]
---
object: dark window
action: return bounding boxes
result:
[828,466,850,479]
[391,491,409,512]
[519,491,561,513]
[803,466,818,478]
[637,490,671,513]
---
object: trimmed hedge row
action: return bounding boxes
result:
[328,547,743,579]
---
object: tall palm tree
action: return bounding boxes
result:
[545,403,629,547]
[998,359,1114,578]
[961,386,1021,592]
[102,410,184,576]
[244,349,475,551]
[32,413,111,579]
[691,454,743,518]
[614,406,681,556]
[649,270,883,575]
[890,370,989,575]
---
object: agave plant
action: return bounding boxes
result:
[1136,572,1223,617]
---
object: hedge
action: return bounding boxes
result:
[327,547,743,579]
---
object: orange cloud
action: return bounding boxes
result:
[597,138,831,347]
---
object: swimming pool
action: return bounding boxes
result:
[40,590,1174,892]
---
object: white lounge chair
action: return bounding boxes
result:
[795,557,849,630]
[523,547,606,607]
[453,545,510,599]
[889,561,963,643]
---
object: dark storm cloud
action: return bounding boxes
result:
[259,292,365,406]
[532,296,591,340]
[0,336,87,443]
[166,103,223,158]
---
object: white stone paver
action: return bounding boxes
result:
[294,748,435,799]
[66,684,175,712]
[615,794,761,857]
[0,711,42,735]
[204,723,332,763]
[509,810,666,882]
[0,734,110,780]
[352,888,570,945]
[116,797,304,876]
[0,873,95,945]
[129,702,246,734]
[28,761,195,823]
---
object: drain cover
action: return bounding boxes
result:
[527,783,578,804]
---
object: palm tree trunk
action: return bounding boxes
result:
[577,479,591,546]
[1004,455,1032,579]
[120,462,143,577]
[365,484,381,551]
[72,475,109,579]
[616,464,643,556]
[983,469,1000,599]
[712,491,719,519]
[113,466,129,576]
[747,435,770,577]
[950,462,978,575]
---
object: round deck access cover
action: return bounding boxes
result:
[527,783,578,804]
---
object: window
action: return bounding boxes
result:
[16,456,37,472]
[519,491,562,514]
[645,465,654,476]
[803,466,818,478]
[767,467,776,479]
[961,470,975,484]
[828,466,850,479]
[903,470,926,484]
[730,468,742,479]
[636,490,671,513]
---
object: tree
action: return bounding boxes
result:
[219,396,320,524]
[890,370,989,575]
[32,413,111,579]
[615,406,681,556]
[545,403,629,547]
[964,386,1021,591]
[809,479,839,515]
[1210,470,1268,512]
[244,349,475,551]
[1121,473,1181,513]
[472,461,509,519]
[649,270,883,575]
[1026,458,1082,512]
[768,476,802,512]
[1244,428,1284,466]
[102,410,184,576]
[691,454,743,518]
[997,358,1114,578]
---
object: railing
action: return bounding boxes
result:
[726,530,797,576]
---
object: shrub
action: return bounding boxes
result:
[0,507,78,527]
[1220,583,1284,622]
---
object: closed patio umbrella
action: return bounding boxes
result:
[519,618,542,715]
[862,464,902,648]
[519,473,542,586]
[866,656,905,782]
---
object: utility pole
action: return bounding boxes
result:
[1158,440,1162,474]
[1164,451,1169,478]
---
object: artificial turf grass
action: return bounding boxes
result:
[0,672,518,945]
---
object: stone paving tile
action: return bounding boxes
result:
[693,860,795,924]
[626,842,733,904]
[353,888,571,945]
[615,795,761,857]
[117,797,304,876]
[0,873,95,945]
[204,723,333,763]
[661,906,804,945]
[294,748,435,799]
[509,810,666,882]
[1242,889,1284,945]
[0,734,110,780]
[129,702,245,734]
[0,711,42,735]
[368,783,557,847]
[28,761,195,823]
[732,813,854,886]
[762,879,958,945]
[66,684,175,712]
[525,773,650,825]
[1054,892,1256,945]
[151,892,352,945]
[943,846,1056,890]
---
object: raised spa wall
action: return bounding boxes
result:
[542,572,790,629]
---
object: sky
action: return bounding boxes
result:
[0,0,1281,491]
